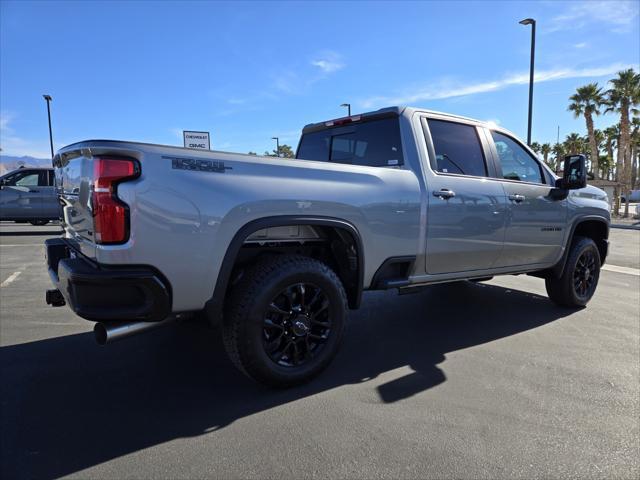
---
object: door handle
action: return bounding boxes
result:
[433,189,456,199]
[508,194,525,203]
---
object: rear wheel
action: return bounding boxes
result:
[29,219,49,226]
[222,255,347,387]
[545,236,601,307]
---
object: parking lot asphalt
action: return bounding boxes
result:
[1,222,638,480]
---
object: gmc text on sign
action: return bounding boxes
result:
[183,131,211,150]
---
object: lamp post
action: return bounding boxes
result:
[340,103,351,116]
[272,137,280,157]
[519,18,536,146]
[42,94,54,159]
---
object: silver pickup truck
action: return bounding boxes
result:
[45,106,610,386]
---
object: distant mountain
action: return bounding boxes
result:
[0,155,51,175]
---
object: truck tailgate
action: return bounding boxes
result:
[55,150,97,259]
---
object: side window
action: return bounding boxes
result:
[491,131,544,184]
[296,117,404,168]
[6,171,40,187]
[427,119,487,177]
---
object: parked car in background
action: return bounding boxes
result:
[621,190,640,203]
[0,167,60,225]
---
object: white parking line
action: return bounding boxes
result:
[0,244,45,247]
[602,264,640,276]
[0,271,22,287]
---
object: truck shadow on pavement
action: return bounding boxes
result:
[1,281,572,479]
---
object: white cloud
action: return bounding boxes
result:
[311,59,344,73]
[272,70,301,94]
[0,111,51,158]
[0,111,12,132]
[546,1,639,33]
[360,62,636,108]
[573,42,588,49]
[310,51,345,74]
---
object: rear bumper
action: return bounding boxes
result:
[45,238,171,322]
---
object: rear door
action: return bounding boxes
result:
[488,130,566,267]
[0,169,42,218]
[422,117,508,274]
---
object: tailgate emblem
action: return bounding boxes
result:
[164,156,232,173]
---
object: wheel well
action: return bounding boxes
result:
[205,217,364,322]
[573,220,608,263]
[233,225,361,308]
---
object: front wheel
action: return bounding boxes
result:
[222,255,347,387]
[545,236,601,307]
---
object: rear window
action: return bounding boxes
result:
[296,117,404,168]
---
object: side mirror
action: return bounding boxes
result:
[562,154,587,190]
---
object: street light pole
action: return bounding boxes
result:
[42,94,54,159]
[519,18,536,146]
[272,137,280,157]
[340,103,351,116]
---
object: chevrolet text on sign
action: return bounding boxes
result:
[183,131,210,150]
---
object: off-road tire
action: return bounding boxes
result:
[545,236,601,308]
[222,255,348,387]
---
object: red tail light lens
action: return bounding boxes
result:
[92,157,139,244]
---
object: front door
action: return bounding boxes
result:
[489,131,566,267]
[423,118,508,274]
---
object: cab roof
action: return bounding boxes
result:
[301,106,495,135]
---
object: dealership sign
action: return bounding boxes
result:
[183,131,210,150]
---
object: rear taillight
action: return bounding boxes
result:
[92,157,139,244]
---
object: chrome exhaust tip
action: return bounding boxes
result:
[94,317,175,345]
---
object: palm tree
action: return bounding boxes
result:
[552,143,565,172]
[530,142,541,155]
[606,68,640,216]
[568,83,605,179]
[631,117,640,190]
[540,143,552,168]
[604,124,620,182]
[564,133,585,155]
[593,129,606,177]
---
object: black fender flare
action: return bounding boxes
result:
[551,216,609,278]
[204,215,365,320]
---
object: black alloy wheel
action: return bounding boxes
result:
[222,254,347,387]
[262,283,331,367]
[573,249,597,300]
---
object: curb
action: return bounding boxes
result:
[611,224,640,230]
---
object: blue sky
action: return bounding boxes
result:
[1,0,639,158]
